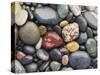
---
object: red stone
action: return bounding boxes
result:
[42,32,64,49]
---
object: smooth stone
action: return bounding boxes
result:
[57,5,69,19]
[12,60,26,73]
[79,45,85,51]
[50,48,62,61]
[16,51,26,60]
[34,6,60,25]
[37,49,49,61]
[25,62,38,72]
[66,12,73,22]
[86,27,93,38]
[35,38,42,50]
[19,21,40,45]
[77,32,87,44]
[60,20,69,28]
[50,61,61,71]
[61,67,73,71]
[76,15,87,32]
[69,5,81,16]
[70,51,91,69]
[42,32,63,49]
[86,38,97,57]
[39,25,47,36]
[23,45,35,55]
[62,22,79,42]
[62,55,69,65]
[84,12,97,30]
[39,61,49,71]
[53,25,62,35]
[15,9,28,26]
[66,41,79,52]
[60,47,69,55]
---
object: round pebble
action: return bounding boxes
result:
[50,61,61,71]
[62,55,69,65]
[50,48,62,61]
[69,51,91,69]
[57,5,69,19]
[23,45,35,55]
[37,49,49,61]
[15,9,28,26]
[66,41,79,52]
[19,21,40,45]
[60,20,68,28]
[39,25,47,36]
[25,62,38,72]
[86,38,97,57]
[77,32,87,44]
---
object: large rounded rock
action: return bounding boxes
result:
[84,12,97,30]
[19,21,40,45]
[57,5,69,19]
[62,22,79,42]
[69,51,91,69]
[76,15,87,32]
[34,6,60,25]
[86,38,97,57]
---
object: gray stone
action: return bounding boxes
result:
[86,27,93,38]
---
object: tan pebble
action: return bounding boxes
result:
[39,25,47,35]
[16,51,25,60]
[62,55,69,65]
[60,20,68,28]
[66,41,79,52]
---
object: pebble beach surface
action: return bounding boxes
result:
[11,2,97,73]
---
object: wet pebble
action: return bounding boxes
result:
[50,48,62,61]
[37,49,49,61]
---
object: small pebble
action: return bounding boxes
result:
[60,47,69,55]
[16,51,26,60]
[39,25,47,36]
[35,38,42,50]
[50,61,61,71]
[62,55,69,65]
[60,20,68,28]
[66,41,79,52]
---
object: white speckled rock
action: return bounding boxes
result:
[69,5,81,16]
[35,38,42,50]
[62,22,79,42]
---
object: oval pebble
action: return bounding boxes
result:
[15,9,28,26]
[25,62,38,72]
[62,55,69,65]
[37,49,49,61]
[35,38,42,50]
[50,61,61,71]
[69,51,91,69]
[66,41,79,52]
[57,5,69,19]
[19,21,40,45]
[60,20,68,28]
[50,48,62,61]
[23,45,35,55]
[86,38,97,57]
[84,11,97,30]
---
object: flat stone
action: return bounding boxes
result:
[57,5,69,19]
[15,9,28,26]
[69,5,81,16]
[19,21,40,45]
[77,32,87,44]
[50,48,62,61]
[86,38,97,57]
[42,32,63,49]
[76,15,87,32]
[62,22,79,42]
[66,41,79,52]
[25,62,38,72]
[69,51,91,69]
[84,11,97,30]
[34,6,60,25]
[37,49,49,61]
[50,61,61,71]
[23,45,35,55]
